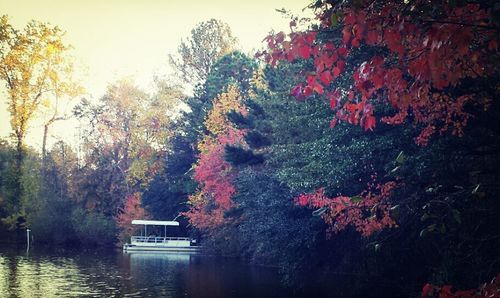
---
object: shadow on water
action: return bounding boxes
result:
[0,245,308,298]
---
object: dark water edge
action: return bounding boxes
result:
[0,244,307,298]
[0,243,410,298]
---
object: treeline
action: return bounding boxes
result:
[0,17,235,246]
[0,78,184,246]
[166,1,498,297]
[1,1,499,296]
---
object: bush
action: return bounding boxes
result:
[71,208,117,246]
[30,199,78,245]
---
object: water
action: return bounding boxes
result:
[0,245,298,298]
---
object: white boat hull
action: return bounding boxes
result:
[123,244,202,253]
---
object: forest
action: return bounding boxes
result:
[0,1,499,297]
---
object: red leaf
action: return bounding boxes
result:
[295,194,309,206]
[329,91,340,109]
[337,60,346,72]
[439,285,453,298]
[488,39,498,51]
[303,85,313,97]
[372,73,384,89]
[291,84,302,98]
[363,115,376,131]
[422,283,434,298]
[371,56,384,66]
[313,81,324,94]
[342,28,352,44]
[346,103,359,114]
[353,24,364,40]
[305,32,318,44]
[275,31,285,43]
[361,80,374,91]
[352,38,360,48]
[329,97,337,109]
[366,30,378,45]
[300,45,312,59]
[331,52,338,63]
[333,67,341,78]
[320,71,333,85]
[344,12,356,25]
[338,47,348,57]
[307,75,316,86]
[329,118,337,128]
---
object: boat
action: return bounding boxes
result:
[122,219,202,253]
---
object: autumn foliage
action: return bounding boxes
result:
[115,192,149,240]
[422,274,500,298]
[295,181,397,237]
[259,1,498,145]
[184,85,247,230]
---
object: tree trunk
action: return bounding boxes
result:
[14,134,24,215]
[42,123,49,170]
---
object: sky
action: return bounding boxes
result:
[0,0,311,150]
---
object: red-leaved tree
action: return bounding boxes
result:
[115,192,149,241]
[184,85,247,231]
[259,1,498,145]
[296,181,398,237]
[421,274,500,298]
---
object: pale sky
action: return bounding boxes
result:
[0,0,311,150]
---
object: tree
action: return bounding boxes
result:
[142,134,196,222]
[73,79,184,239]
[42,141,78,202]
[116,192,148,242]
[169,19,238,87]
[259,1,498,145]
[251,3,500,292]
[184,85,247,231]
[29,141,79,245]
[0,15,80,220]
[39,73,82,166]
[196,51,257,102]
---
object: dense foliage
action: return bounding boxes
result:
[1,2,498,296]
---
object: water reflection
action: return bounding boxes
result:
[0,246,295,298]
[0,253,98,297]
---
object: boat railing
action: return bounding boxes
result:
[131,236,191,244]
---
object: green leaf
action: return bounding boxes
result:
[330,13,338,27]
[350,196,363,203]
[395,151,405,164]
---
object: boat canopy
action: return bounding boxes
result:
[131,220,180,226]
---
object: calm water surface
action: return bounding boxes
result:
[0,245,300,298]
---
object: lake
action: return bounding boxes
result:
[0,244,307,298]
